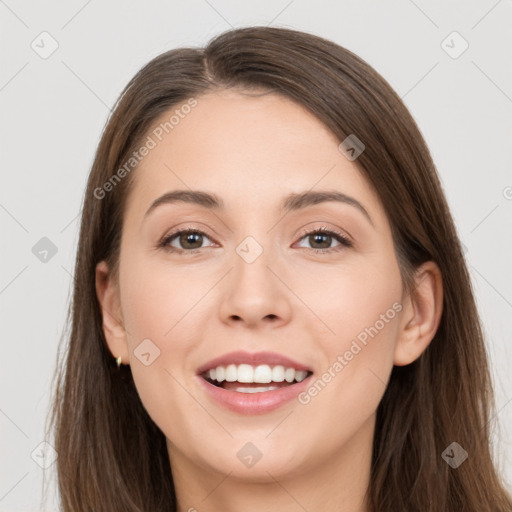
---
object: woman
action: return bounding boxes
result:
[45,26,512,511]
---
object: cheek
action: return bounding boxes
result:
[294,252,402,350]
[118,253,217,435]
[294,254,402,418]
[120,252,209,343]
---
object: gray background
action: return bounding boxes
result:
[1,1,511,510]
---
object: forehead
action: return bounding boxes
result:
[124,89,386,225]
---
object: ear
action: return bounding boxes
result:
[95,260,129,365]
[394,261,443,366]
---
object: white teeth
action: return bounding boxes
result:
[216,366,225,382]
[225,364,237,382]
[237,364,254,383]
[295,370,307,382]
[205,364,310,384]
[272,365,285,382]
[284,367,295,383]
[253,365,272,383]
[235,386,279,393]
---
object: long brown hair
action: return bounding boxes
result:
[44,26,512,511]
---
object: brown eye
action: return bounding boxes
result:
[296,227,352,254]
[306,232,333,249]
[160,229,214,252]
[159,226,352,255]
[177,231,203,250]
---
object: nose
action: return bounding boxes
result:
[218,241,293,329]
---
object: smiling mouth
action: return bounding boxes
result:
[201,364,313,393]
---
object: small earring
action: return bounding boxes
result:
[116,355,122,369]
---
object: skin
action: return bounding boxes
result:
[96,88,443,512]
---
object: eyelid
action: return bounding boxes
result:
[159,223,219,249]
[294,223,352,244]
[158,222,353,253]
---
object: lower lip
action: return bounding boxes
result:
[197,375,313,415]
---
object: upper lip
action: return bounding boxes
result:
[196,350,313,375]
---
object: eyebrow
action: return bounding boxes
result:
[144,189,374,226]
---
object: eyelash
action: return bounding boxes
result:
[158,225,353,256]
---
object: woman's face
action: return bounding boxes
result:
[98,88,415,484]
